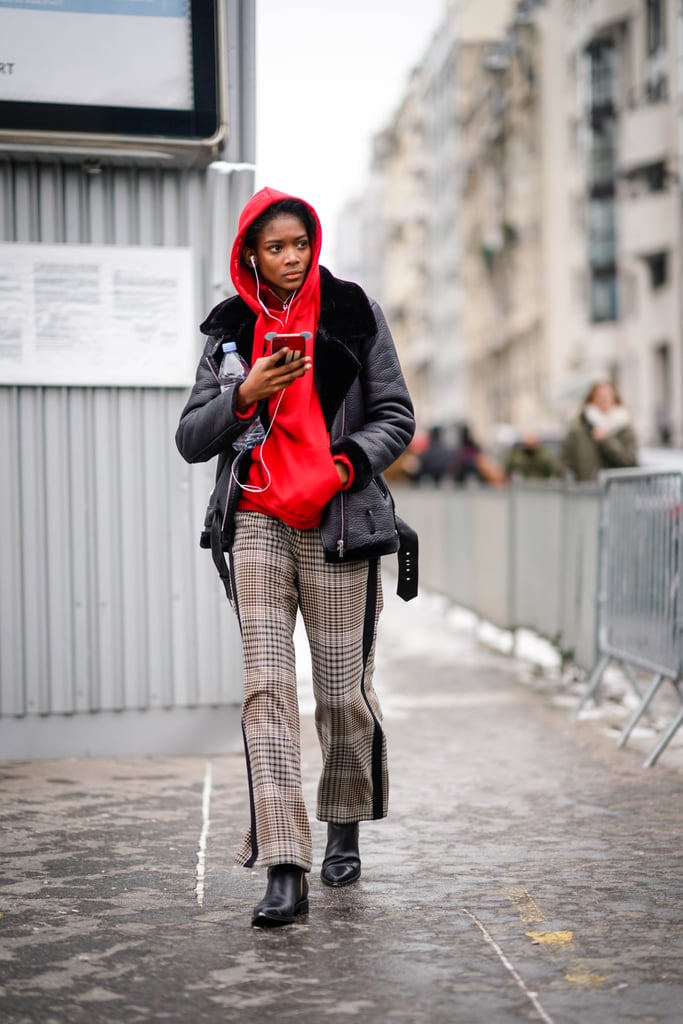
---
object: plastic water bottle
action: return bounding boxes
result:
[218,341,266,451]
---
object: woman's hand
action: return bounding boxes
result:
[335,462,350,487]
[236,351,312,411]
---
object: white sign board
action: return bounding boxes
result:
[0,0,193,110]
[0,243,197,387]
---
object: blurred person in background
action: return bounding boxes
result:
[383,433,423,483]
[412,424,454,484]
[451,424,506,486]
[504,431,562,481]
[560,380,638,482]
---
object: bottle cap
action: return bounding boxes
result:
[222,341,237,353]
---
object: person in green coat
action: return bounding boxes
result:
[504,433,563,480]
[560,380,638,482]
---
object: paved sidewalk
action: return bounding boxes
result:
[2,583,683,1023]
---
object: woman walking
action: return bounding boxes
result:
[175,187,415,927]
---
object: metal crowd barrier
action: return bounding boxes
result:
[572,469,683,766]
[392,480,601,670]
[393,474,683,766]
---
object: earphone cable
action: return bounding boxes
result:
[251,260,297,328]
[230,387,286,494]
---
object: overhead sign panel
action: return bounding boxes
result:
[0,0,222,148]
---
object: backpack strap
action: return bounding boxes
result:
[206,504,233,603]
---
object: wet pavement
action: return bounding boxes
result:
[2,580,683,1023]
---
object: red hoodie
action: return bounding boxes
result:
[229,187,346,529]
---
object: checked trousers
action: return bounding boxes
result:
[230,511,388,872]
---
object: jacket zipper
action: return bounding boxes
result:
[337,401,347,558]
[206,347,221,385]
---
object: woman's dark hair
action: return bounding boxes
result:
[244,199,316,251]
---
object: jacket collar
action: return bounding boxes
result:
[201,267,377,428]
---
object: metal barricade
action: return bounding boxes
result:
[511,481,565,645]
[559,483,601,673]
[392,481,601,669]
[573,469,683,766]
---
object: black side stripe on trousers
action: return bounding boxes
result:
[360,558,385,819]
[232,554,259,868]
[241,720,259,868]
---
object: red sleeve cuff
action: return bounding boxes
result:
[334,454,355,490]
[235,403,258,420]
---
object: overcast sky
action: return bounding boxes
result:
[254,0,448,265]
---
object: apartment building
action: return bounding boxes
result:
[455,0,683,444]
[457,6,551,437]
[564,0,682,445]
[336,0,514,432]
[369,69,434,423]
[338,0,683,446]
[423,16,463,428]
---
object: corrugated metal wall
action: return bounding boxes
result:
[0,1,255,760]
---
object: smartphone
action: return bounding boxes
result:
[265,331,311,364]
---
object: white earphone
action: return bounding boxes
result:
[250,255,257,268]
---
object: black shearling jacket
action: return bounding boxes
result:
[175,267,415,569]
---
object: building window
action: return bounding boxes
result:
[646,0,666,55]
[644,161,667,191]
[590,273,619,322]
[645,72,668,103]
[623,161,668,196]
[584,40,619,322]
[588,119,617,189]
[588,197,617,267]
[587,195,619,320]
[644,251,668,288]
[654,342,672,443]
[586,40,617,109]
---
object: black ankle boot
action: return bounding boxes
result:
[320,823,361,888]
[251,864,309,928]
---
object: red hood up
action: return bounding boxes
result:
[229,186,322,316]
[228,188,338,530]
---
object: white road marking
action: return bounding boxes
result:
[463,908,556,1024]
[195,760,213,906]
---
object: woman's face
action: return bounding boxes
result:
[247,214,311,300]
[591,383,616,412]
